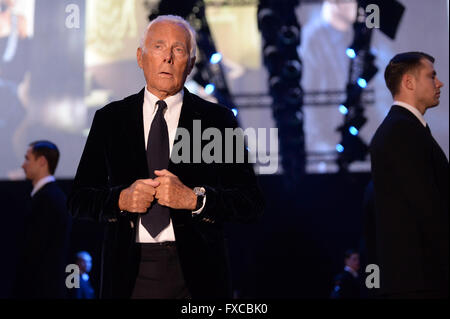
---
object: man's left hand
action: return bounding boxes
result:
[154,169,197,210]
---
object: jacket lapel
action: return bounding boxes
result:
[126,88,149,178]
[168,88,200,175]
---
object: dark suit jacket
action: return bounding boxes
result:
[68,88,264,299]
[368,105,449,298]
[330,270,362,299]
[14,181,72,298]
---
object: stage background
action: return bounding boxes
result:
[0,0,448,298]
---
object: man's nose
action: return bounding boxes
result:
[436,77,444,88]
[163,49,174,63]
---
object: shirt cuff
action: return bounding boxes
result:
[192,195,206,215]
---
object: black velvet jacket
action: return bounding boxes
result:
[68,88,264,298]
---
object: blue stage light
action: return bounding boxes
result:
[231,108,238,116]
[205,84,215,95]
[346,48,356,59]
[357,77,367,88]
[210,52,222,64]
[349,126,359,136]
[336,144,344,153]
[339,104,348,115]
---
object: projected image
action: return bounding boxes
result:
[0,0,34,179]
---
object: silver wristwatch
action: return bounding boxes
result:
[193,187,206,211]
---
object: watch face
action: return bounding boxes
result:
[194,187,206,196]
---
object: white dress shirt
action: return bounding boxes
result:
[137,87,205,243]
[393,100,427,127]
[31,175,55,197]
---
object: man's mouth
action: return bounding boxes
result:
[159,72,173,77]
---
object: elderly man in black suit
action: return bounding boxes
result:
[368,52,448,298]
[14,140,72,298]
[68,15,264,299]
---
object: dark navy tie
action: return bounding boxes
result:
[142,100,170,237]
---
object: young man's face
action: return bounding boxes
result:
[345,253,360,271]
[21,147,41,182]
[414,58,444,110]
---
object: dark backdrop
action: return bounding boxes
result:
[0,173,371,298]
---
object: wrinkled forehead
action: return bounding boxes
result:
[146,21,191,46]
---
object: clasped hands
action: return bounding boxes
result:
[118,169,197,213]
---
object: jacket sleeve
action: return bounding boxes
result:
[193,108,265,225]
[68,109,127,222]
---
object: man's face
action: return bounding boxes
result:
[77,256,92,274]
[137,21,195,99]
[414,58,444,110]
[345,253,360,271]
[21,147,41,181]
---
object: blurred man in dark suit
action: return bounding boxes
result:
[14,140,72,298]
[330,249,363,299]
[72,251,95,299]
[369,52,448,298]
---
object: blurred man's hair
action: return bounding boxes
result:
[29,140,60,175]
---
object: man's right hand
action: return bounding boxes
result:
[118,179,160,213]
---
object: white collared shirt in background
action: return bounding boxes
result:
[31,175,56,197]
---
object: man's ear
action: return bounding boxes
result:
[137,47,143,69]
[403,73,416,91]
[37,155,48,170]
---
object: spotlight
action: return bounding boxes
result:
[282,60,302,79]
[210,52,222,64]
[205,83,215,94]
[231,108,238,116]
[336,144,344,153]
[357,78,367,88]
[263,45,282,73]
[284,87,303,105]
[339,104,349,115]
[258,8,278,37]
[349,126,359,136]
[269,76,283,96]
[280,25,300,46]
[346,48,356,59]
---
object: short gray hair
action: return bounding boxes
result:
[140,15,197,59]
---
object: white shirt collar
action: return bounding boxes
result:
[393,100,427,127]
[144,86,184,115]
[344,265,359,278]
[31,175,55,197]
